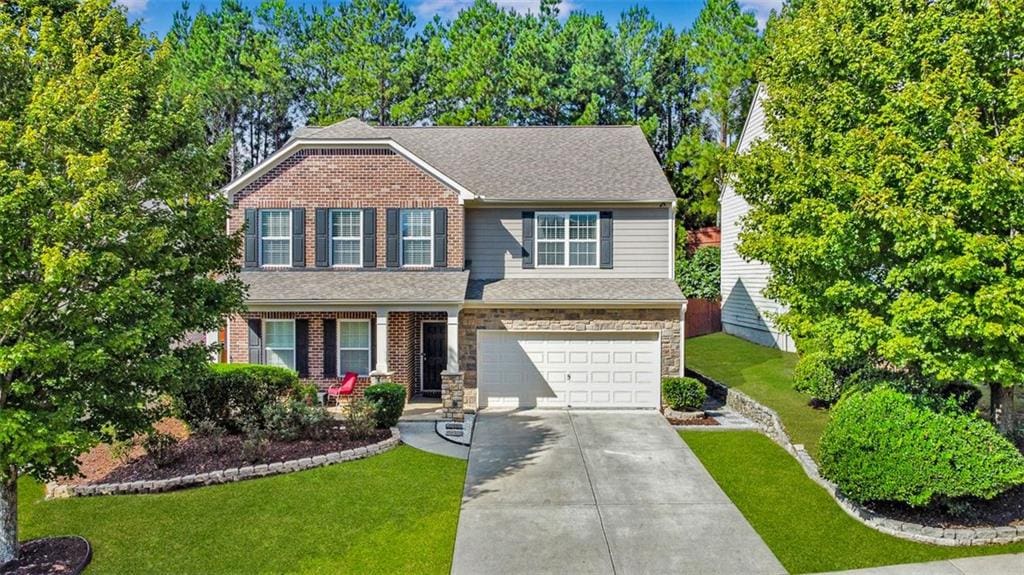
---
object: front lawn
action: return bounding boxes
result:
[686,332,828,458]
[681,430,1024,574]
[20,446,465,574]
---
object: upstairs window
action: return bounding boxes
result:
[264,319,295,370]
[536,212,598,267]
[400,209,433,267]
[331,209,362,267]
[260,209,292,266]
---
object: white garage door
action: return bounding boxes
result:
[477,331,660,409]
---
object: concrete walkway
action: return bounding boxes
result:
[451,410,785,575]
[397,421,469,459]
[812,553,1023,574]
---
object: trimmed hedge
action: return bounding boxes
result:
[819,386,1024,506]
[793,352,841,405]
[175,363,298,432]
[662,377,707,411]
[364,382,406,428]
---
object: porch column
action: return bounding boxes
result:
[374,310,389,374]
[446,310,459,372]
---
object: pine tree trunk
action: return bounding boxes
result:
[0,466,17,567]
[991,383,1017,436]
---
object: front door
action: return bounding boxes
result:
[422,322,447,393]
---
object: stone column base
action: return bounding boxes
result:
[440,371,465,422]
[369,371,393,386]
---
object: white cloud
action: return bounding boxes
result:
[740,0,784,28]
[116,0,149,14]
[415,0,576,20]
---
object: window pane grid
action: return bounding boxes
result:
[535,212,598,267]
[401,210,433,266]
[331,210,362,266]
[338,321,371,376]
[260,210,292,266]
[264,320,295,370]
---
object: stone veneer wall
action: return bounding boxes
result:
[458,307,682,411]
[687,369,1024,547]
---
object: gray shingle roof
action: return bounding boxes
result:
[465,278,685,304]
[241,270,469,304]
[298,119,675,202]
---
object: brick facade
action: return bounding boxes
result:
[457,307,683,410]
[229,148,465,269]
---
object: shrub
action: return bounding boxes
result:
[939,382,983,413]
[175,363,298,432]
[143,430,180,468]
[662,377,707,411]
[793,352,842,405]
[262,400,329,441]
[345,398,377,440]
[192,420,227,454]
[819,387,1024,506]
[675,246,720,299]
[292,382,319,405]
[240,420,271,463]
[363,382,406,428]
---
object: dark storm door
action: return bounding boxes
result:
[422,322,447,392]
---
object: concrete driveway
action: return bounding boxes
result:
[452,410,785,575]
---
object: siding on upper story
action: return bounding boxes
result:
[229,147,465,270]
[721,85,796,352]
[464,206,674,279]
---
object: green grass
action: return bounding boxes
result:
[20,446,466,574]
[682,430,1024,574]
[686,332,829,458]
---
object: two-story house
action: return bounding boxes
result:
[222,119,686,415]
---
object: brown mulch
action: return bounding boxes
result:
[866,484,1024,529]
[666,416,719,426]
[58,419,190,487]
[1,537,91,575]
[89,424,390,484]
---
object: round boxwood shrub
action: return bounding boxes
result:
[793,352,841,405]
[662,377,707,411]
[363,382,406,428]
[175,363,298,432]
[819,386,1024,507]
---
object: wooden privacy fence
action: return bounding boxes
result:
[685,298,721,339]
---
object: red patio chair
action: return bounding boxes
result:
[327,372,357,406]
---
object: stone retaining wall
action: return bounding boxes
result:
[686,369,1024,547]
[47,428,400,499]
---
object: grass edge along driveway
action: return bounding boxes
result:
[20,445,466,575]
[685,332,829,459]
[681,430,1024,574]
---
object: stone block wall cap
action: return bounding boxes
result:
[369,370,393,376]
[440,371,465,376]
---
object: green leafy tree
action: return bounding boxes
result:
[736,0,1024,434]
[613,5,660,124]
[559,12,619,124]
[0,1,244,562]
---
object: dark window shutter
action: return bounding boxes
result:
[244,209,258,268]
[295,319,309,378]
[323,318,336,378]
[363,208,376,268]
[315,208,328,267]
[385,208,399,268]
[433,207,447,268]
[521,211,535,269]
[291,208,305,267]
[247,318,262,364]
[599,211,613,269]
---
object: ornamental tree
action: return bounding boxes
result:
[0,1,244,563]
[736,0,1024,433]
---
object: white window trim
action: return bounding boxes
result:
[263,318,296,370]
[330,209,363,268]
[337,319,372,377]
[399,209,434,268]
[259,209,292,268]
[535,211,600,268]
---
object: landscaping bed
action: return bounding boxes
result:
[867,485,1024,530]
[0,536,91,575]
[89,423,389,484]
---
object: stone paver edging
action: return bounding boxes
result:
[685,369,1024,547]
[46,427,400,499]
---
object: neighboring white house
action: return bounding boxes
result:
[719,84,797,352]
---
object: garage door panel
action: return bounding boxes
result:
[478,331,660,409]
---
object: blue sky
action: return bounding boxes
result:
[120,1,783,37]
